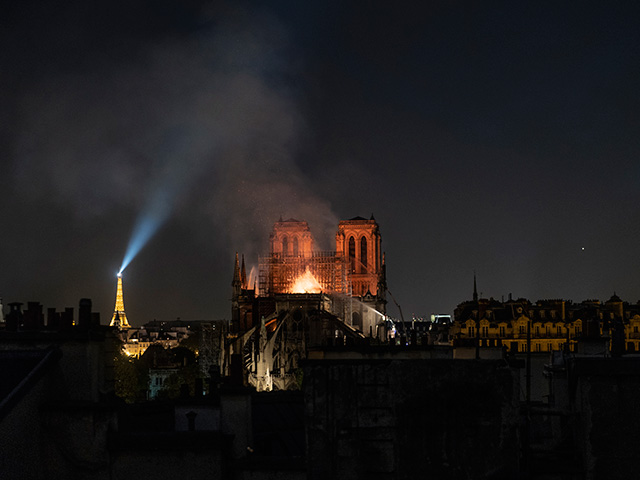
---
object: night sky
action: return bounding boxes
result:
[3,1,640,326]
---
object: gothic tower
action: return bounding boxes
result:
[110,273,131,329]
[336,215,386,333]
[264,218,315,295]
[336,216,384,297]
[269,218,314,258]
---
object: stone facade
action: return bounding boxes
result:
[228,217,387,392]
[304,351,522,479]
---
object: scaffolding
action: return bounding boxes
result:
[259,251,349,296]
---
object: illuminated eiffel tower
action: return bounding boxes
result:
[110,273,131,328]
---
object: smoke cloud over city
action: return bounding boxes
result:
[2,1,640,323]
[14,5,335,252]
[5,3,339,319]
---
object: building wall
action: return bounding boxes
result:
[0,340,116,480]
[0,371,51,479]
[110,440,224,480]
[453,296,640,355]
[304,356,521,479]
[555,357,640,480]
[336,218,383,297]
[270,219,314,257]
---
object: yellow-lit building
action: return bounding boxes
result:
[452,292,640,354]
[117,319,197,357]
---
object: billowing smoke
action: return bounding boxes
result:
[10,4,338,277]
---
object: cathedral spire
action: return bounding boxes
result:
[473,272,478,302]
[232,252,242,297]
[110,273,130,329]
[232,252,240,285]
[241,254,247,289]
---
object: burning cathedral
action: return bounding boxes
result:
[226,216,387,391]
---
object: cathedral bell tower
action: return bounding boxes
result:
[336,215,386,333]
[336,216,384,297]
[264,218,315,295]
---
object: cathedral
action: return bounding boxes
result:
[226,216,387,391]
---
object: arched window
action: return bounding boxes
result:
[282,236,288,256]
[360,237,367,273]
[293,237,299,256]
[348,236,356,273]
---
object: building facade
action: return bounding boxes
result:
[234,216,387,336]
[452,290,640,354]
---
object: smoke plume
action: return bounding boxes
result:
[11,3,338,274]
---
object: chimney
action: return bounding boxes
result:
[60,308,74,330]
[6,302,23,331]
[23,302,44,330]
[47,308,59,329]
[610,318,625,357]
[78,298,92,330]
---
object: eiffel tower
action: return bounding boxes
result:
[110,273,131,328]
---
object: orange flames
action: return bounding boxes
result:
[290,267,322,294]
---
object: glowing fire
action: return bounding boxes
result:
[290,267,322,294]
